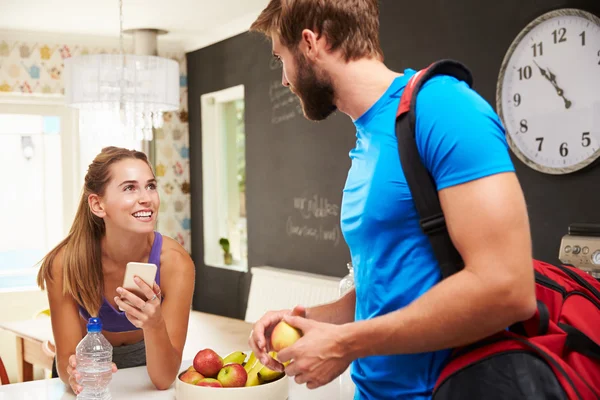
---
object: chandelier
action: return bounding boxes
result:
[64,0,179,143]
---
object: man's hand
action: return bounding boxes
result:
[277,315,352,390]
[248,305,307,372]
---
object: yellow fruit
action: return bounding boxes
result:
[257,364,285,383]
[222,351,246,365]
[244,351,258,372]
[256,351,285,384]
[245,359,264,387]
[271,321,303,352]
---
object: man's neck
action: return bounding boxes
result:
[101,227,154,267]
[330,58,402,121]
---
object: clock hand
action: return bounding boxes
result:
[532,60,551,81]
[546,68,557,84]
[532,60,572,109]
[546,67,572,109]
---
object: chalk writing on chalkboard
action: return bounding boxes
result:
[285,217,342,246]
[293,194,339,219]
[269,80,303,125]
[285,194,342,246]
[268,59,304,125]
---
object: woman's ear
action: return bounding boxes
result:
[88,194,106,218]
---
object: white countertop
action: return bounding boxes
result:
[0,359,341,400]
[0,311,348,399]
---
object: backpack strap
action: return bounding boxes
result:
[395,59,473,279]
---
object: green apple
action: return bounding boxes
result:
[217,363,248,388]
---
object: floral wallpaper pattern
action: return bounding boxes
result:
[0,38,192,253]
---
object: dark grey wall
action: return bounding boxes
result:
[187,0,600,319]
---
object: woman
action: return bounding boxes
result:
[37,146,195,393]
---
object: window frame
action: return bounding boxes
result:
[200,85,247,272]
[0,94,79,292]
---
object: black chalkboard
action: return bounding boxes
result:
[187,0,600,319]
[244,55,355,277]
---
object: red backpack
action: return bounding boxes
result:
[395,59,600,400]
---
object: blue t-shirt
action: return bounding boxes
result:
[340,69,515,400]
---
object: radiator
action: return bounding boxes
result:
[245,266,341,323]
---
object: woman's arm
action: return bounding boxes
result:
[140,238,195,389]
[44,249,85,391]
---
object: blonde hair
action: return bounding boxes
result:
[250,0,383,62]
[37,146,153,317]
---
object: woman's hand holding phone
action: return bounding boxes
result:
[115,276,163,330]
[114,262,164,330]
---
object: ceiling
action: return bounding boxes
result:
[0,0,269,52]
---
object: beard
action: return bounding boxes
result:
[293,52,337,121]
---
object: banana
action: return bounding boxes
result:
[257,364,285,383]
[222,350,246,365]
[243,351,258,372]
[245,358,264,386]
[257,351,286,383]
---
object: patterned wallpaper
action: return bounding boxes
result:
[0,38,192,253]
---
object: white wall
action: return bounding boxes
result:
[0,289,49,383]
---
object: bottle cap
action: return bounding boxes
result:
[87,317,102,333]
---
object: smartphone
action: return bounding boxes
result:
[121,262,157,306]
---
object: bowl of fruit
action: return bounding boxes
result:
[175,348,289,400]
[176,321,303,400]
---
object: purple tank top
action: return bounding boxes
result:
[78,232,163,332]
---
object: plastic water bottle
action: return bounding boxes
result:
[339,262,356,400]
[339,262,355,297]
[75,317,113,400]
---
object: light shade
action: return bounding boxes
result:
[64,54,179,141]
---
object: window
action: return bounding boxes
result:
[201,85,247,271]
[0,99,78,291]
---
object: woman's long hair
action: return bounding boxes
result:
[37,146,153,317]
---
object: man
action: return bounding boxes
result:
[248,1,537,399]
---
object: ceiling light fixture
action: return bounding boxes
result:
[63,0,179,145]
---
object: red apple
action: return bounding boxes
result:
[193,348,224,378]
[271,321,303,352]
[179,370,204,385]
[196,378,223,387]
[217,363,248,388]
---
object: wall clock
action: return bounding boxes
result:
[496,8,600,174]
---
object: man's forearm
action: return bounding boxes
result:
[344,268,535,359]
[144,319,181,390]
[306,288,355,325]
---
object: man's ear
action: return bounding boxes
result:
[88,194,106,218]
[301,29,321,60]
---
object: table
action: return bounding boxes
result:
[0,311,344,399]
[0,318,54,382]
[0,311,252,383]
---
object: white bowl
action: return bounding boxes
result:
[175,368,289,400]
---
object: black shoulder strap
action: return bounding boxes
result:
[395,59,473,279]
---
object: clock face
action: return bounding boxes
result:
[497,9,600,174]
